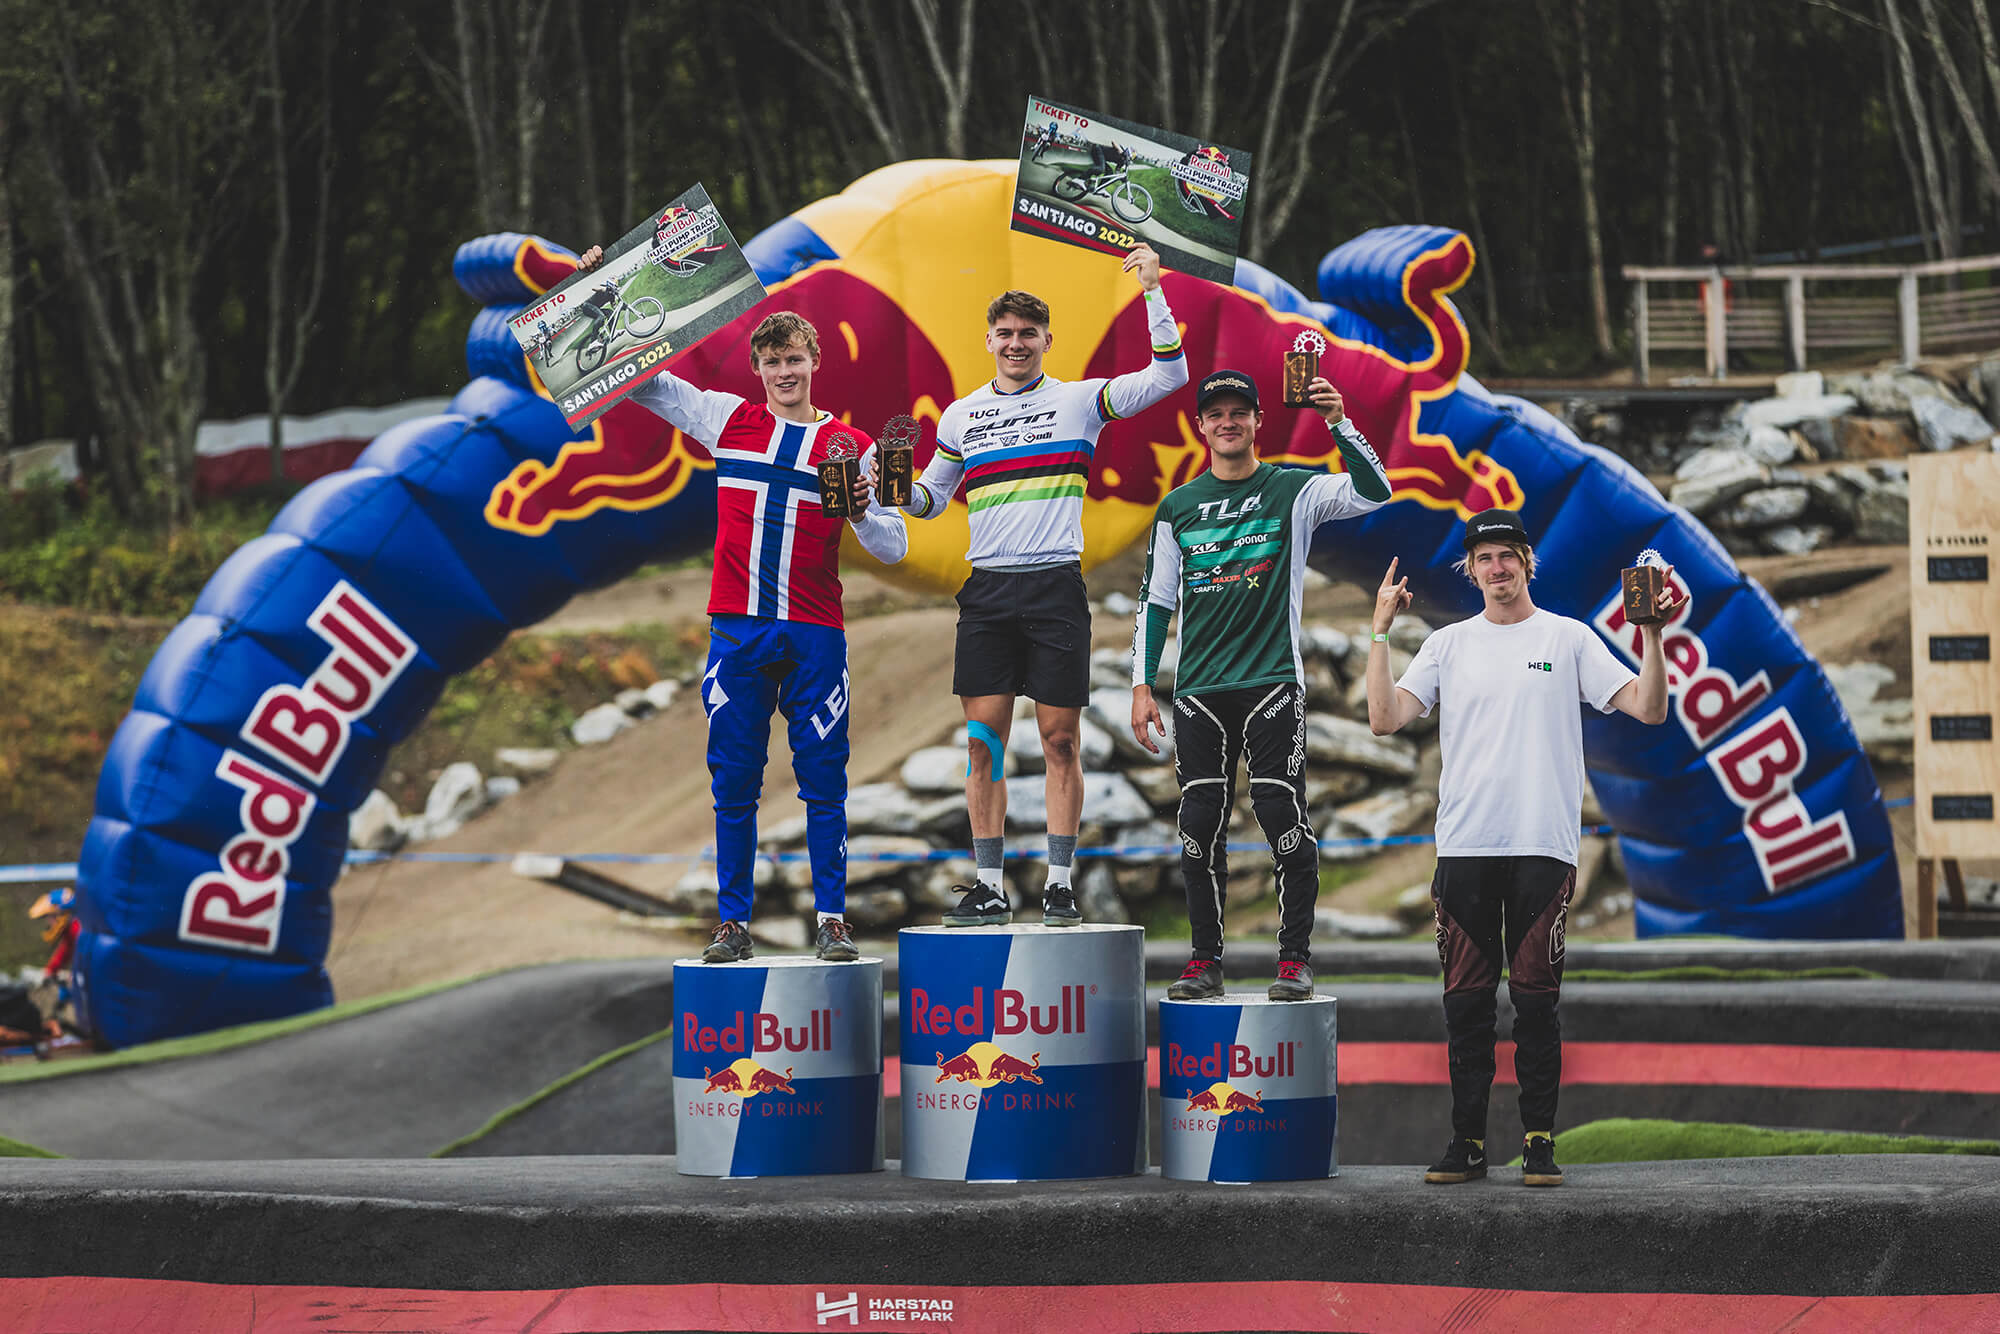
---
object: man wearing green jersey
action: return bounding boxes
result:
[1130,367,1391,1002]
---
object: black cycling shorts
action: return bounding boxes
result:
[952,563,1091,707]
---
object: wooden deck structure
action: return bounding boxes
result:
[1623,254,2000,383]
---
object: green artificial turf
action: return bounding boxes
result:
[0,1132,60,1158]
[432,1025,677,1158]
[1514,1118,2000,1165]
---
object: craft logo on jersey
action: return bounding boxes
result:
[1170,146,1247,203]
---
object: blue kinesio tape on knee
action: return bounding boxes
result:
[966,720,1004,782]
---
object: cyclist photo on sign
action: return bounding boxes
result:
[1010,95,1252,286]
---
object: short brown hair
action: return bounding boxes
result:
[749,311,819,363]
[1453,541,1537,584]
[987,290,1050,327]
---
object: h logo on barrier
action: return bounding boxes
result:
[816,1290,860,1325]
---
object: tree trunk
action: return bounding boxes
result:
[567,2,603,244]
[1659,0,1679,262]
[1882,0,1956,259]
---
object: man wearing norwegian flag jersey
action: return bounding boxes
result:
[575,247,908,965]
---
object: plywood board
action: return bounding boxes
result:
[1908,451,2000,858]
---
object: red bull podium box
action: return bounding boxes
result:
[899,923,1146,1181]
[672,957,884,1177]
[1160,995,1338,1183]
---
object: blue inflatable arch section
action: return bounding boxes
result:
[73,218,1901,1048]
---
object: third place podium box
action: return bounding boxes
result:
[899,924,1145,1181]
[673,957,884,1177]
[1159,994,1338,1183]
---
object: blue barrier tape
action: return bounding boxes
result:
[0,797,1921,882]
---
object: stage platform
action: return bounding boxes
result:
[2,1155,1997,1332]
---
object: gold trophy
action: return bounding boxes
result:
[1621,549,1670,625]
[817,433,862,518]
[878,415,919,508]
[1283,330,1327,407]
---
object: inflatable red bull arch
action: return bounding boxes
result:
[71,160,1902,1047]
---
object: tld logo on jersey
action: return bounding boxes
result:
[1195,494,1263,522]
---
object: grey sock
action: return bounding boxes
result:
[1046,834,1076,885]
[974,837,1005,893]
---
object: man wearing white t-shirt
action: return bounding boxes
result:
[1366,508,1674,1188]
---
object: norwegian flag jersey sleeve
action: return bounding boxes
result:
[625,370,744,448]
[706,404,878,629]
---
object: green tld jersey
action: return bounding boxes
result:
[1133,418,1389,697]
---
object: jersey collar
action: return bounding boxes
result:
[990,373,1047,396]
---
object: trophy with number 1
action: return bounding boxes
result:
[878,415,918,508]
[1283,330,1327,407]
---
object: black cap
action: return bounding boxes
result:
[1462,508,1530,551]
[1195,369,1260,413]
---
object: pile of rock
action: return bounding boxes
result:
[1664,366,1996,557]
[668,619,1446,942]
[347,677,683,852]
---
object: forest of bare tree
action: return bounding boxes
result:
[2,0,1996,524]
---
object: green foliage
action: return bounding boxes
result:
[0,1133,60,1158]
[1524,1118,2000,1165]
[0,488,290,618]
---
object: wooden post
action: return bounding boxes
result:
[1900,270,1921,363]
[1943,858,1968,911]
[1917,858,1937,939]
[1633,280,1650,385]
[1786,274,1807,371]
[1705,268,1727,378]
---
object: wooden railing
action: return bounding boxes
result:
[1621,254,2000,383]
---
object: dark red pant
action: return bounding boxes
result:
[1431,855,1576,1139]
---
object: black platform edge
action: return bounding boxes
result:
[2,1156,1996,1300]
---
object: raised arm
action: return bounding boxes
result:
[1095,246,1190,423]
[1367,558,1430,735]
[623,371,741,449]
[1607,571,1678,725]
[1129,511,1181,755]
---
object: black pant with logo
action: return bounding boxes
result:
[1172,682,1318,963]
[1430,854,1577,1139]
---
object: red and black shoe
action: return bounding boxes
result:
[1268,960,1314,1001]
[1167,957,1224,1000]
[702,920,754,963]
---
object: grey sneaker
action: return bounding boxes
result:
[702,920,754,963]
[1167,957,1224,1000]
[1041,882,1081,927]
[815,917,859,962]
[1267,960,1314,1001]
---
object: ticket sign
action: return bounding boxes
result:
[1908,453,2000,860]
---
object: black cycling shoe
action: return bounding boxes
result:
[1167,957,1224,1000]
[942,882,1012,927]
[1423,1137,1489,1184]
[815,917,859,962]
[1041,882,1081,927]
[1267,960,1314,1001]
[1521,1134,1564,1187]
[702,920,754,963]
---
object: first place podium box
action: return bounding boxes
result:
[1159,994,1337,1183]
[899,924,1146,1181]
[672,957,885,1177]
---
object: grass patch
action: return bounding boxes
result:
[432,1025,676,1157]
[1521,1117,2000,1165]
[0,1132,60,1158]
[0,967,517,1085]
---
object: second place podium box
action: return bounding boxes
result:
[898,924,1147,1181]
[672,956,885,1177]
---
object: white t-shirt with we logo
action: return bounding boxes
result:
[1396,608,1635,865]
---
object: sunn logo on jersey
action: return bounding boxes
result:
[1593,572,1853,894]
